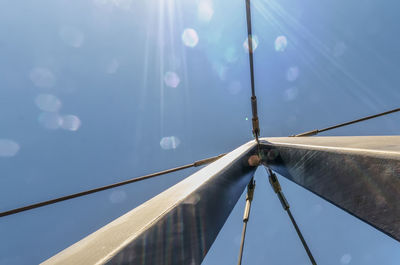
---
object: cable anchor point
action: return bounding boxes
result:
[237,178,256,265]
[266,168,317,265]
[251,96,260,142]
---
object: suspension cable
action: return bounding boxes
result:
[292,107,400,137]
[237,178,256,265]
[0,153,226,218]
[238,2,260,263]
[245,0,260,144]
[266,168,317,265]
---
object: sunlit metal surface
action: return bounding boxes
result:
[42,141,257,265]
[260,136,400,242]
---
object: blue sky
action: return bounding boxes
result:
[0,0,400,264]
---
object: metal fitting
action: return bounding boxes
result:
[267,168,290,210]
[243,180,255,222]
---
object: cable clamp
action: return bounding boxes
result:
[291,129,319,137]
[267,168,289,210]
[243,179,255,222]
[251,96,260,138]
[193,153,225,167]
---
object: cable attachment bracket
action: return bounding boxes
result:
[268,168,289,210]
[237,178,256,265]
[251,96,260,142]
[243,178,256,222]
[265,167,317,265]
[193,153,226,167]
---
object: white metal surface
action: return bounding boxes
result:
[261,136,400,241]
[42,141,257,265]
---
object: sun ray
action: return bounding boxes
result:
[253,0,383,110]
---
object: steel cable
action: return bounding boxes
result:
[0,153,225,218]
